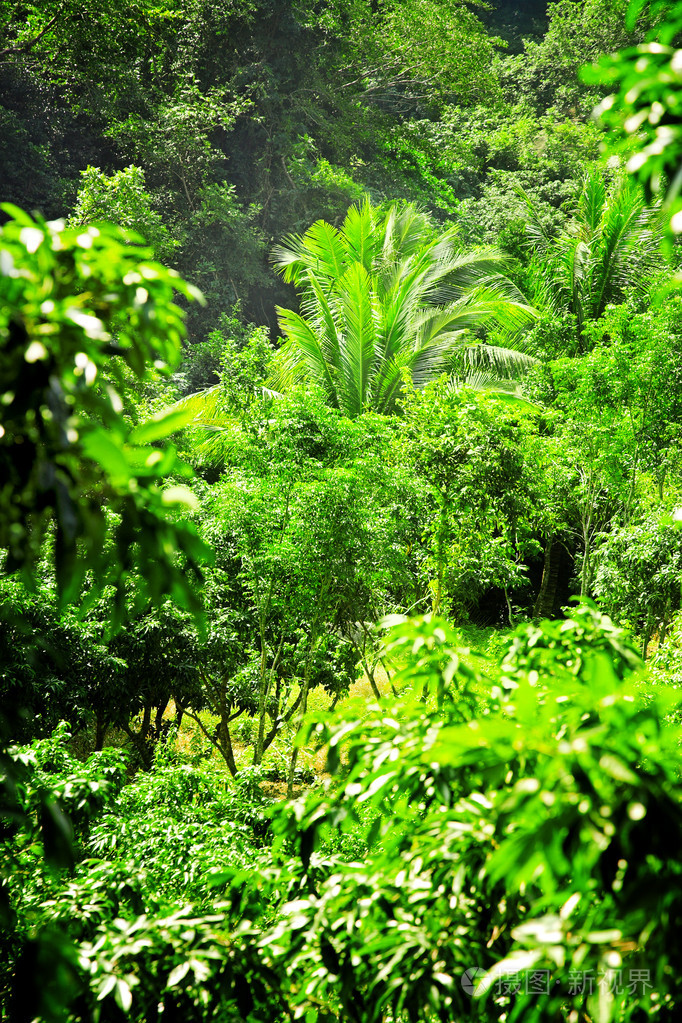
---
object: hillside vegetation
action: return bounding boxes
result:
[3,1,682,1020]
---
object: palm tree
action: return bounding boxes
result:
[521,171,664,356]
[269,200,537,417]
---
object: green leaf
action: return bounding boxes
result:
[167,962,191,987]
[114,979,133,1012]
[80,428,132,482]
[97,975,118,1001]
[130,404,201,444]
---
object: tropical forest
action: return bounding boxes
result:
[4,0,682,1020]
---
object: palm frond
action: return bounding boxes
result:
[272,219,348,286]
[408,330,471,388]
[336,262,377,416]
[579,171,606,235]
[590,184,663,316]
[453,372,541,409]
[302,219,349,282]
[270,232,309,284]
[529,173,663,331]
[165,386,243,467]
[274,306,339,404]
[373,273,418,370]
[416,288,536,345]
[372,356,406,415]
[462,342,539,380]
[343,199,379,270]
[514,183,554,253]
[551,236,589,322]
[268,341,312,393]
[190,424,245,468]
[301,271,343,376]
[588,180,643,316]
[380,203,434,265]
[167,384,228,426]
[526,257,563,317]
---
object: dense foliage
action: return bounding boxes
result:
[4,0,682,1021]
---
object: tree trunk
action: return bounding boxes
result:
[432,494,448,616]
[287,604,326,798]
[95,712,108,752]
[154,700,169,742]
[218,719,238,777]
[641,616,654,660]
[121,720,153,769]
[141,702,152,743]
[580,536,591,598]
[254,644,270,767]
[534,539,562,619]
[503,586,514,627]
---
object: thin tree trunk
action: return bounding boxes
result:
[432,493,448,616]
[378,656,398,698]
[641,628,652,660]
[254,630,285,766]
[503,586,514,627]
[641,611,655,659]
[287,657,315,799]
[254,577,276,767]
[154,700,169,742]
[263,683,305,753]
[252,489,292,766]
[356,645,382,700]
[95,712,108,752]
[287,592,328,797]
[141,702,151,738]
[534,539,562,619]
[120,720,153,769]
[658,470,666,502]
[624,444,640,521]
[580,532,591,598]
[254,648,270,766]
[218,718,238,776]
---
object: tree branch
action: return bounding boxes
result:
[0,9,63,60]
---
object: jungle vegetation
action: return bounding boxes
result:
[3,1,682,1021]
